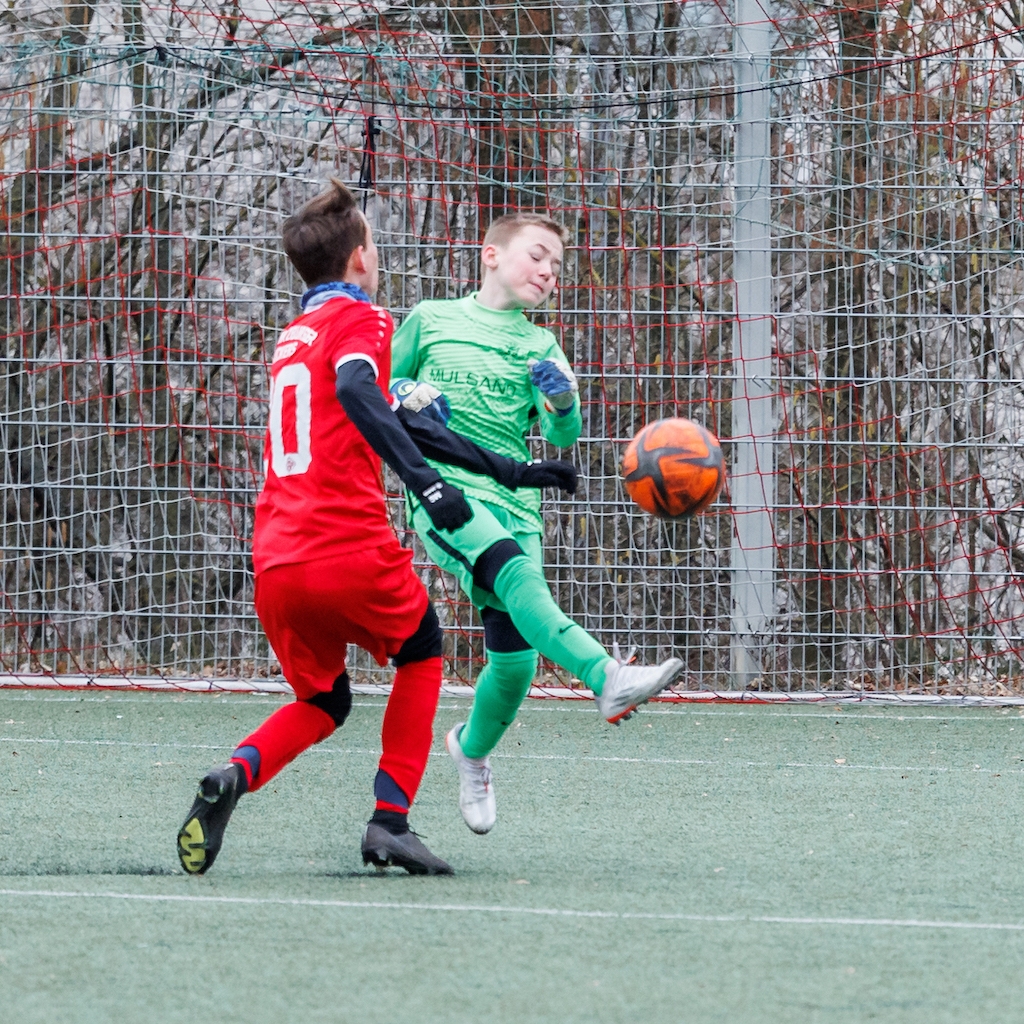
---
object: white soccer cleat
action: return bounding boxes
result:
[445,723,497,835]
[595,655,684,724]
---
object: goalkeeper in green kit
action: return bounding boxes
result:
[391,213,683,835]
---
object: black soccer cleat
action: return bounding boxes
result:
[361,822,454,876]
[177,762,247,875]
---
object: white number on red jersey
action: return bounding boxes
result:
[268,362,312,476]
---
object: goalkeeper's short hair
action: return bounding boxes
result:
[482,212,568,251]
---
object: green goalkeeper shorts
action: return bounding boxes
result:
[410,496,542,612]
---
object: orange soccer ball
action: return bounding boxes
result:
[621,417,725,519]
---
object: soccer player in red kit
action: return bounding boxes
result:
[176,180,575,876]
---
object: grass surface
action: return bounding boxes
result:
[3,690,1024,1023]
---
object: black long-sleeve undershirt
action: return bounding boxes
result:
[334,358,519,491]
[394,407,521,484]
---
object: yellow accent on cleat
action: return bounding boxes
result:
[177,818,207,874]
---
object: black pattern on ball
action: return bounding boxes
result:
[623,444,689,517]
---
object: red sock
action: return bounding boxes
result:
[235,701,336,792]
[377,656,442,811]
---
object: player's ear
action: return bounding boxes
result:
[481,242,501,272]
[347,244,368,275]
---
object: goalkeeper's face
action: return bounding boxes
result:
[483,226,563,309]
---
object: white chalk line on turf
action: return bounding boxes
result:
[0,735,1013,774]
[0,887,1021,933]
[2,690,1020,723]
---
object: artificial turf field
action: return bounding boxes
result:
[3,691,1024,1023]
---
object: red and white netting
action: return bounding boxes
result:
[2,1,1023,698]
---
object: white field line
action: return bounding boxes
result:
[0,887,1022,933]
[0,735,1015,774]
[0,675,468,697]
[0,693,435,708]
[2,690,1023,723]
[4,675,1024,707]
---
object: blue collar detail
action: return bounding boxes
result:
[300,281,372,311]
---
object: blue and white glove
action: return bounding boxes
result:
[527,358,579,417]
[390,378,452,426]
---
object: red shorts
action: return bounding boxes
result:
[254,542,429,700]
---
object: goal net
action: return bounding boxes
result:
[2,0,1023,698]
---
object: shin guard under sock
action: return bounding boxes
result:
[236,700,336,792]
[491,556,612,694]
[459,648,538,759]
[377,656,442,811]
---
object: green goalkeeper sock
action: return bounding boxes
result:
[460,648,538,759]
[491,555,612,695]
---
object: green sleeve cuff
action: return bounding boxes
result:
[540,397,582,447]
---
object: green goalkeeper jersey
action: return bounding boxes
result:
[391,293,582,530]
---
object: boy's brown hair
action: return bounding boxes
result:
[282,178,368,286]
[482,212,568,251]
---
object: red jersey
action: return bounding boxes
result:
[252,294,396,574]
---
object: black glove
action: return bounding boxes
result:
[509,459,578,495]
[417,474,474,531]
